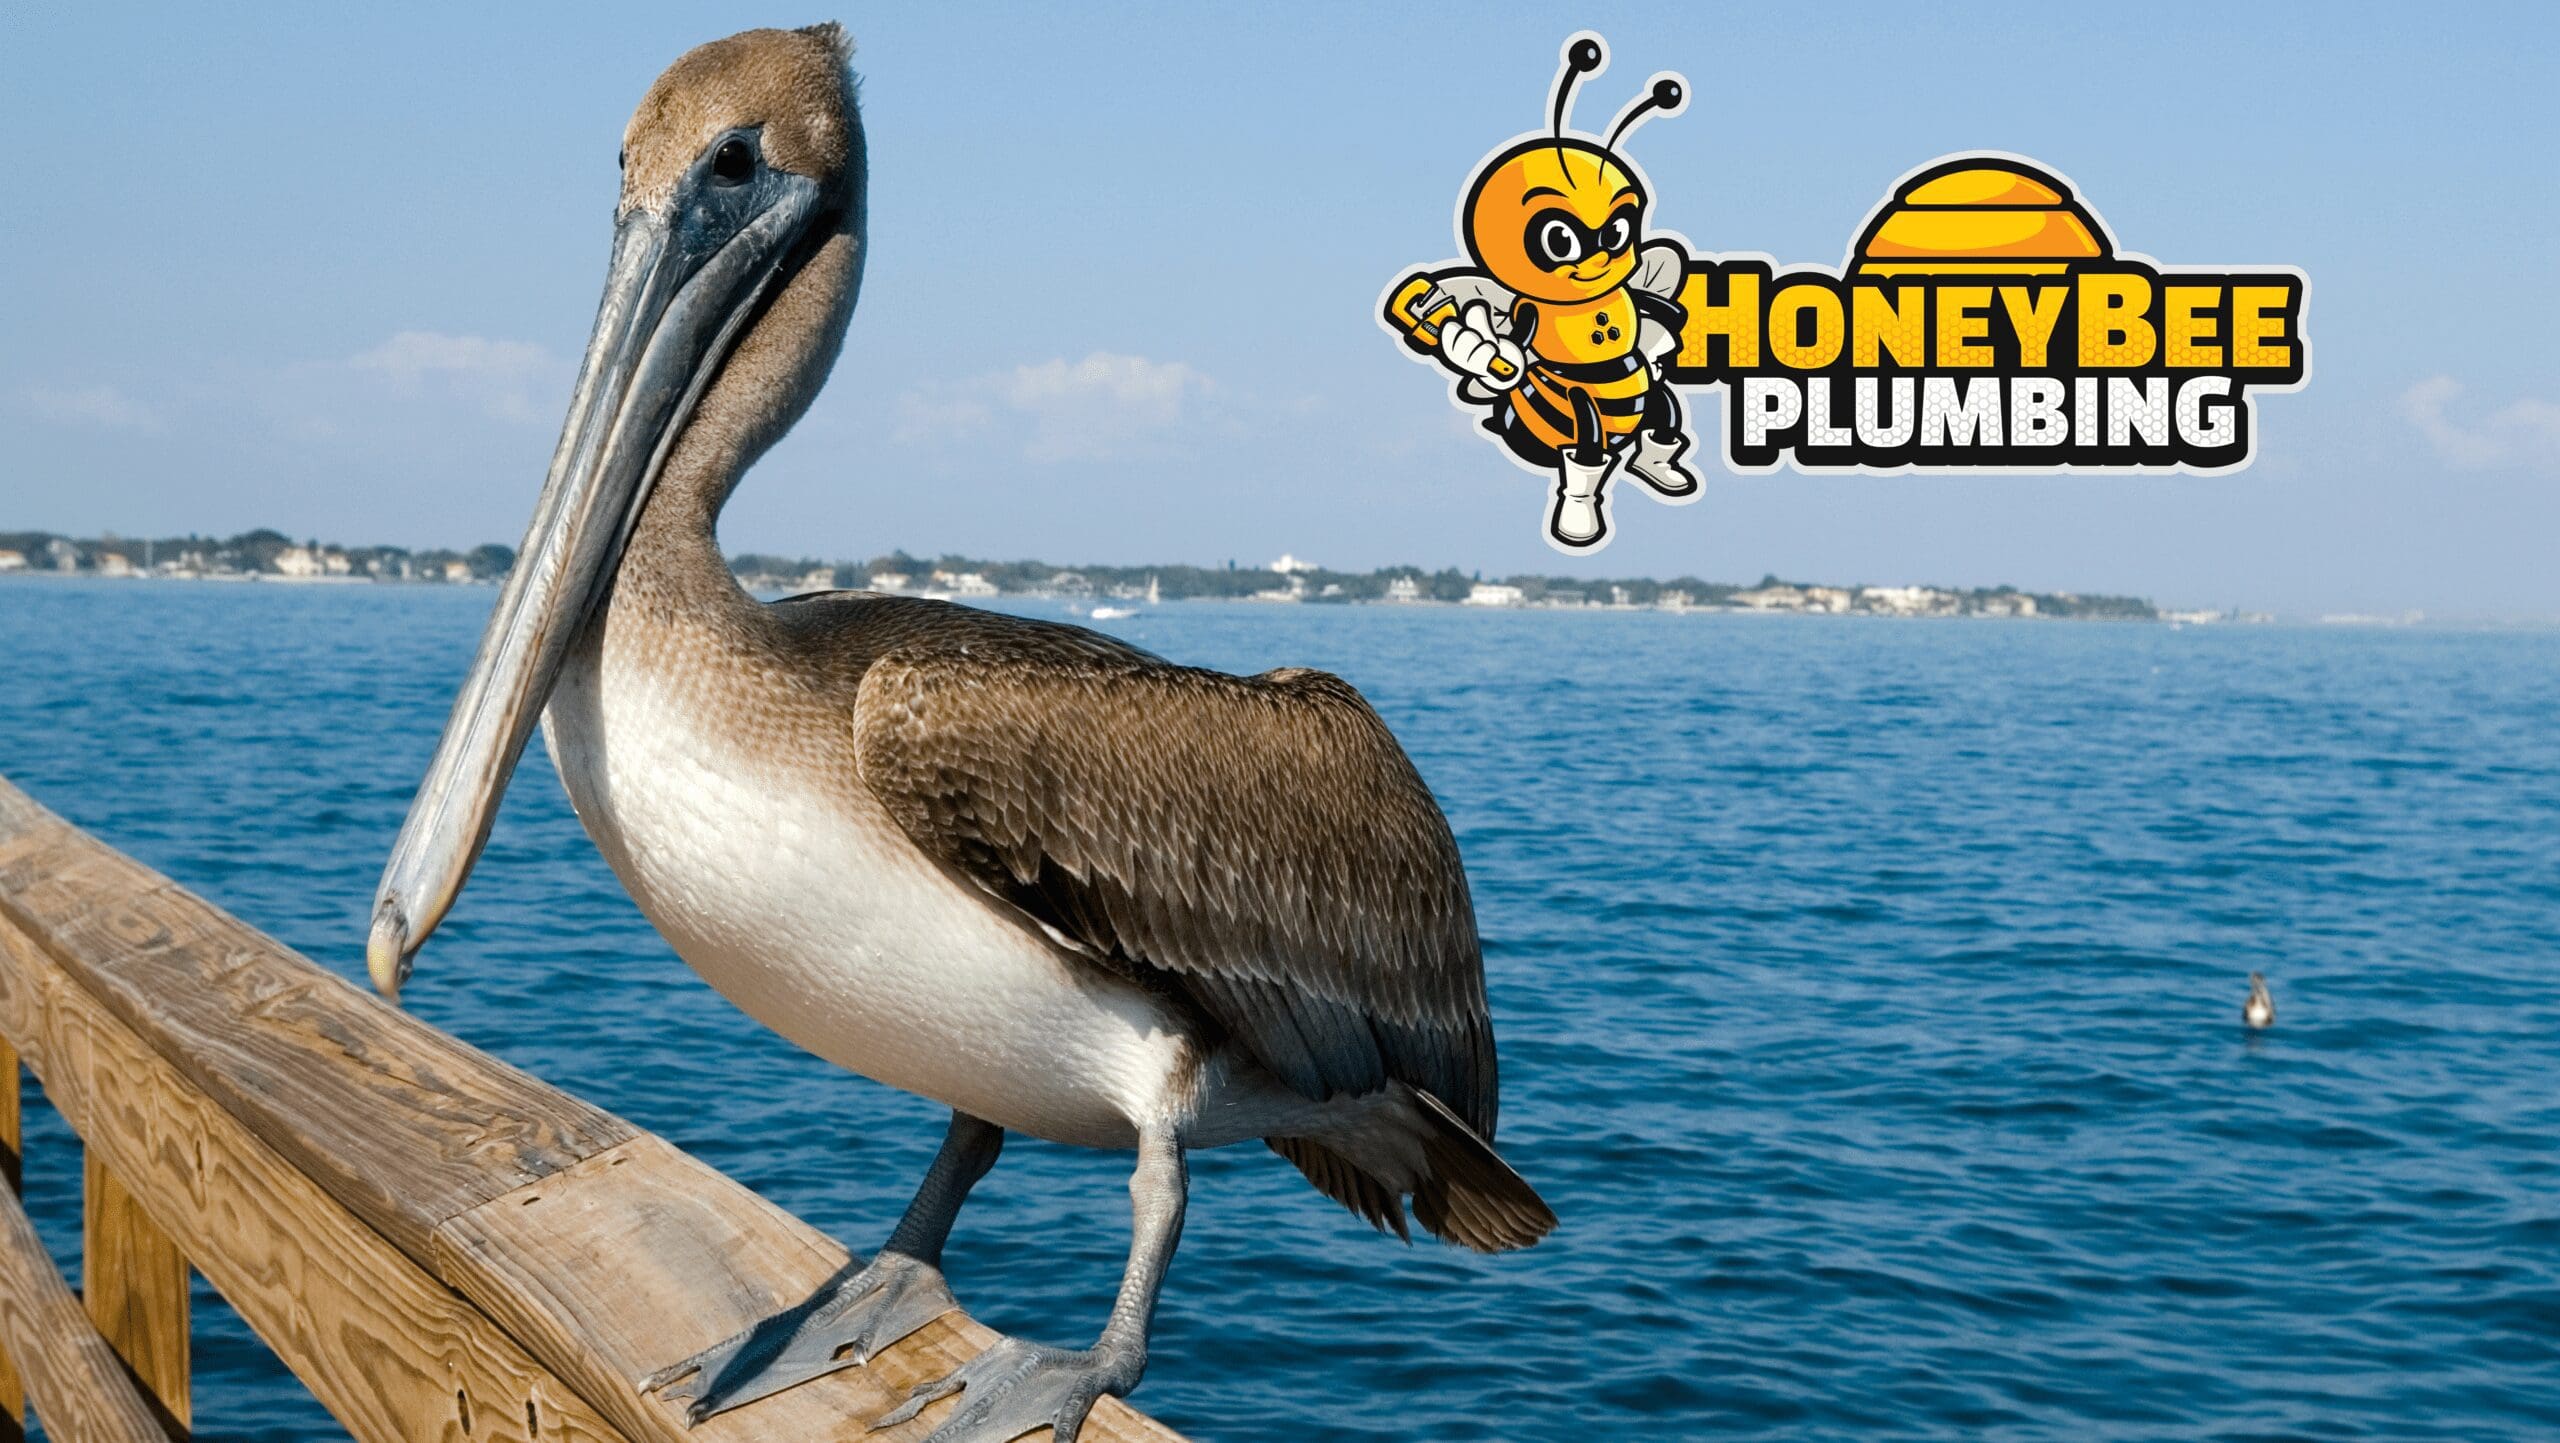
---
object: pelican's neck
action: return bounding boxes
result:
[612,215,864,627]
[616,442,744,622]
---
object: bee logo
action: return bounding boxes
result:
[1383,32,1695,553]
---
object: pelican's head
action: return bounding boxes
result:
[367,25,864,998]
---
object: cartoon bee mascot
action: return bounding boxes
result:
[1384,34,1695,551]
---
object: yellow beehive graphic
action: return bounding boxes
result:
[1850,159,2109,277]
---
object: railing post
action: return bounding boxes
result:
[1,1039,18,1192]
[0,1041,21,1443]
[82,1150,189,1435]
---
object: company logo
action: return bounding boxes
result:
[1382,33,2311,554]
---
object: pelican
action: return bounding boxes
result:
[368,24,1554,1440]
[2244,972,2275,1029]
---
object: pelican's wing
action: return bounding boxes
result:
[852,640,1498,1135]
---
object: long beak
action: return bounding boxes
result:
[368,168,821,999]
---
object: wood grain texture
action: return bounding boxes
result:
[0,788,635,1269]
[1,1038,21,1440]
[4,913,629,1443]
[81,1152,189,1433]
[0,1163,171,1443]
[0,777,1189,1441]
[434,1136,1185,1443]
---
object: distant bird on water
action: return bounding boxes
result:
[2244,973,2276,1029]
[365,23,1553,1441]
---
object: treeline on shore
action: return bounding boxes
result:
[2,529,2158,620]
[0,528,513,582]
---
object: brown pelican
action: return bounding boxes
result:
[2244,972,2275,1029]
[367,24,1554,1440]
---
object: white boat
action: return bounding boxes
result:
[1091,605,1138,620]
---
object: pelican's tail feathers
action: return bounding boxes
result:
[1268,1135,1411,1242]
[1406,1087,1558,1253]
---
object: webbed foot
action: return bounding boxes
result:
[871,1336,1140,1443]
[644,1252,960,1423]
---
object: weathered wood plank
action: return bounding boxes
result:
[0,776,1189,1442]
[2,911,39,1442]
[0,1160,171,1443]
[435,1136,1185,1443]
[0,790,636,1267]
[82,1152,189,1434]
[4,912,630,1443]
[0,1038,21,1441]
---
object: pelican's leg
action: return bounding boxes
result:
[873,1122,1187,1443]
[646,1112,1004,1423]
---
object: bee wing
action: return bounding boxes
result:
[1632,241,1686,291]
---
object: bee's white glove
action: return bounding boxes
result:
[1440,302,1527,390]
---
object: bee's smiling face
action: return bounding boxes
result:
[1465,140,1645,305]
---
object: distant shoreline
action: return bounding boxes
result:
[3,528,2203,624]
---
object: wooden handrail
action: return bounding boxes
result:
[0,777,1185,1442]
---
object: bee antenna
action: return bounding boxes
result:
[1551,34,1606,148]
[1606,75,1688,151]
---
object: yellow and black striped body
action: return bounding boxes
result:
[1508,290,1651,456]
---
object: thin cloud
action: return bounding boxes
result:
[19,384,161,432]
[2399,376,2560,470]
[348,330,562,423]
[908,352,1214,463]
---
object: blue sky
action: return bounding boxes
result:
[4,2,2555,615]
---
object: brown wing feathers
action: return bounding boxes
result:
[851,633,1500,1138]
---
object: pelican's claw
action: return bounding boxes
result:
[872,1336,1138,1443]
[644,1253,960,1424]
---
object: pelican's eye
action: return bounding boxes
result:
[711,137,755,185]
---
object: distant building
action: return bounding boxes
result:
[1858,585,1950,616]
[1384,577,1422,603]
[0,550,24,572]
[47,539,79,573]
[1268,553,1321,575]
[1047,570,1092,596]
[1657,589,1691,611]
[1730,584,1803,611]
[443,559,474,583]
[323,550,353,576]
[274,546,324,578]
[797,566,837,592]
[932,570,998,597]
[868,572,910,592]
[96,552,138,578]
[1463,583,1524,607]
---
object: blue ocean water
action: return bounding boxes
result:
[1,577,2555,1442]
